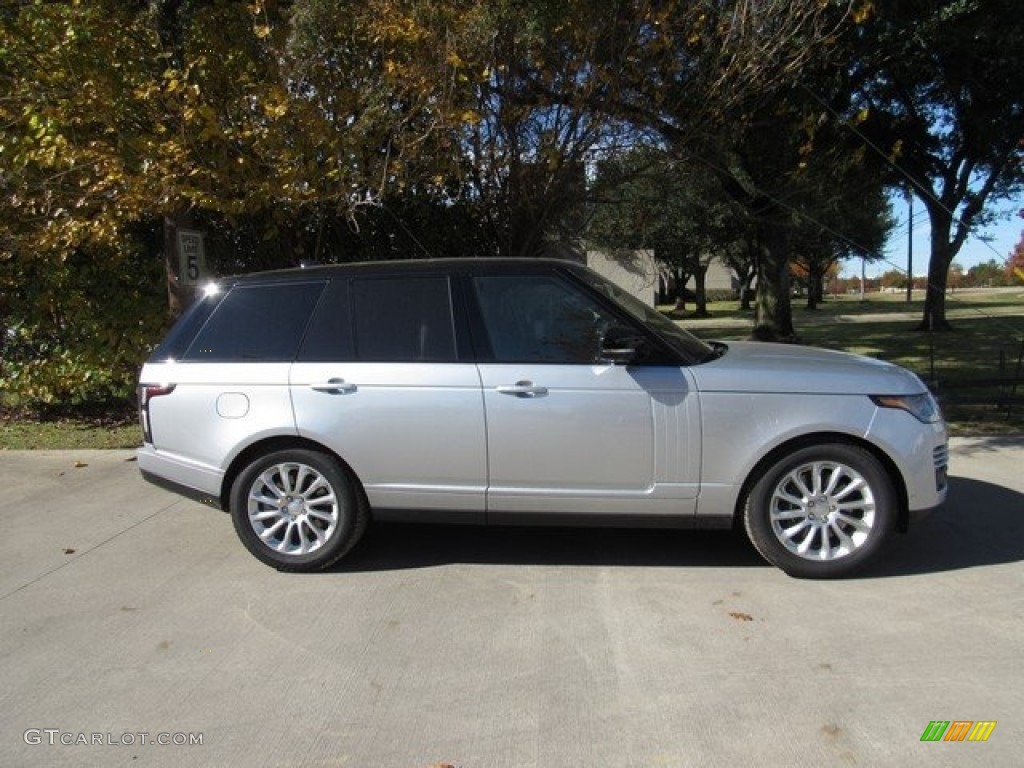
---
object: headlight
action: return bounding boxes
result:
[870,392,942,424]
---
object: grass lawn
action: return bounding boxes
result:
[0,417,141,450]
[2,287,1022,448]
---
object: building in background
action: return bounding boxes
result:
[586,250,737,306]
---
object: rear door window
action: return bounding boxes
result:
[350,277,457,362]
[298,275,459,363]
[298,280,355,361]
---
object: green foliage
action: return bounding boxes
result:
[589,148,744,262]
[965,259,1012,288]
[1,233,166,408]
[588,146,751,315]
[1,0,485,409]
[2,0,1021,410]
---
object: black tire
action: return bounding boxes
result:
[743,443,896,579]
[229,449,368,572]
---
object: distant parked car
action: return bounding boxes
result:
[138,258,947,578]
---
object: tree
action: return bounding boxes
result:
[879,268,906,290]
[1,0,486,298]
[449,2,637,259]
[967,259,1010,288]
[287,1,659,261]
[789,173,892,309]
[1,0,484,405]
[592,1,860,339]
[428,0,857,336]
[791,260,843,307]
[587,147,745,315]
[0,0,925,407]
[1008,233,1024,285]
[947,262,965,291]
[852,0,1024,330]
[1,2,174,405]
[676,70,895,336]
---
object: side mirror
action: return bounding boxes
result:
[600,326,647,365]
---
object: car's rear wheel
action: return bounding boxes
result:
[743,443,896,578]
[230,449,367,571]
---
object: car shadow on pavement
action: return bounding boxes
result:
[332,524,768,572]
[872,475,1024,577]
[331,476,1024,576]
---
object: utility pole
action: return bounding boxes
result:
[906,192,914,303]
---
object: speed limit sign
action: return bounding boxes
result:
[177,229,206,286]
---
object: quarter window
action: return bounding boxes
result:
[147,290,218,362]
[183,282,325,362]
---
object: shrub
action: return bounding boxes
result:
[0,238,166,411]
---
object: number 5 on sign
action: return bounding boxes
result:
[177,229,206,286]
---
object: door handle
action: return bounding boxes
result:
[310,378,357,394]
[496,381,548,398]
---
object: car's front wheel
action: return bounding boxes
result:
[743,443,896,578]
[229,449,367,571]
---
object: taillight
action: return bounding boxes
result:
[138,383,176,444]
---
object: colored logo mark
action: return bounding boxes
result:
[920,721,996,742]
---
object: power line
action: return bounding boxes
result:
[797,81,1015,267]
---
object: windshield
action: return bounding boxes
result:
[572,267,716,363]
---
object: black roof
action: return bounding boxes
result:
[220,257,587,286]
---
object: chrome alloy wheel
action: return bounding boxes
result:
[246,462,339,556]
[768,460,876,561]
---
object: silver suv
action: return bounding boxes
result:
[138,259,948,578]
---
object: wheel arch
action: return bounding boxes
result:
[732,432,910,533]
[219,435,366,514]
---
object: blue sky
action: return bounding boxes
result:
[844,193,1023,279]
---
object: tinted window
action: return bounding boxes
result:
[472,275,619,363]
[147,289,219,362]
[183,282,325,362]
[573,267,713,363]
[351,277,456,362]
[298,280,355,361]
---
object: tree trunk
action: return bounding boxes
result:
[917,207,954,332]
[735,245,758,311]
[805,264,823,310]
[753,223,795,340]
[162,209,196,321]
[671,267,691,312]
[739,271,754,311]
[692,262,710,317]
[919,254,953,331]
[163,215,183,321]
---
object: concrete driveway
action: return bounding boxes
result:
[1,437,1022,768]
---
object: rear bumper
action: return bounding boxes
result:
[140,469,223,510]
[137,445,224,510]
